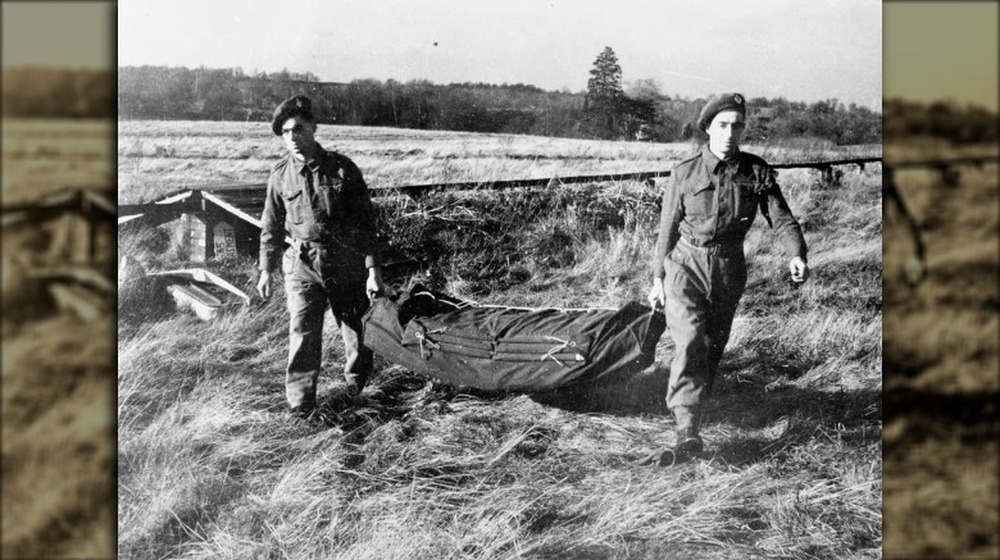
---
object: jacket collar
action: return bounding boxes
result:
[701,145,741,174]
[290,142,325,175]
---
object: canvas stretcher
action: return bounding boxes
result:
[362,287,665,393]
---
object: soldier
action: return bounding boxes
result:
[256,95,386,419]
[646,93,809,461]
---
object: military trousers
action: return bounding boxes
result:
[662,237,747,420]
[282,240,373,409]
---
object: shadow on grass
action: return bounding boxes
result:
[529,367,670,416]
[882,385,999,459]
[313,368,511,435]
[706,375,880,431]
[337,357,882,467]
[531,363,878,421]
[531,363,881,467]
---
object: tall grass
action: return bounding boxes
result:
[2,315,114,558]
[118,125,881,559]
[3,119,113,201]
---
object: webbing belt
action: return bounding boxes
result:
[678,236,743,256]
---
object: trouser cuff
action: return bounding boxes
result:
[672,405,701,433]
[286,388,317,411]
[343,372,368,394]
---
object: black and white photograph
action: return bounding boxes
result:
[115,1,886,558]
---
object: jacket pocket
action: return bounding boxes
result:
[684,184,714,216]
[663,245,693,286]
[281,188,303,201]
[281,247,296,276]
[315,174,342,194]
[281,189,307,225]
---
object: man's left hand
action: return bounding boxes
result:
[789,256,809,284]
[366,266,386,300]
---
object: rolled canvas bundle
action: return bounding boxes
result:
[362,287,665,393]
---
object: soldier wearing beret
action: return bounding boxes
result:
[257,95,386,419]
[646,92,809,460]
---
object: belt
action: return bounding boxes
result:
[678,236,743,256]
[292,238,327,249]
[292,236,349,251]
[291,238,315,253]
[291,237,361,262]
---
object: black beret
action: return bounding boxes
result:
[271,95,315,136]
[697,92,746,132]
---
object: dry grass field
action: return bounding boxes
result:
[118,121,883,559]
[3,119,114,204]
[2,118,115,557]
[882,142,999,559]
[117,120,876,204]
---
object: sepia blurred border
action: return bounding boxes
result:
[883,2,998,559]
[2,2,116,559]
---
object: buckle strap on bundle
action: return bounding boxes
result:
[415,327,446,358]
[541,336,584,367]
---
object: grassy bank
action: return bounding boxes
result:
[118,123,882,559]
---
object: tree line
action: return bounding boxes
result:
[7,46,894,146]
[115,60,882,145]
[3,67,115,119]
[884,98,998,144]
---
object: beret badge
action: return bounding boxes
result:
[271,95,315,136]
[697,92,748,132]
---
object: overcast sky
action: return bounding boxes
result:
[1,2,111,68]
[116,0,883,109]
[884,2,998,110]
[4,2,996,112]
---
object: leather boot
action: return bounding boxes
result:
[289,394,317,419]
[673,406,704,455]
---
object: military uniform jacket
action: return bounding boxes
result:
[652,146,806,279]
[259,144,380,273]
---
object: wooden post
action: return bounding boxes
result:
[203,215,215,261]
[87,214,98,263]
